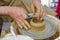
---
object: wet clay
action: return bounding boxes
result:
[30,18,46,31]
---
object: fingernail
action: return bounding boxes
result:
[25,28,28,30]
[19,26,22,29]
[29,26,31,29]
[40,18,42,21]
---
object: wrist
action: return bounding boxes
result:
[0,6,10,16]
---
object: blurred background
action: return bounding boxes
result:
[41,0,58,11]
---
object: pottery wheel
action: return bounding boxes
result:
[18,15,57,39]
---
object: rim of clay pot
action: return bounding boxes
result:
[30,18,46,27]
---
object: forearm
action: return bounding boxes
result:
[0,6,10,15]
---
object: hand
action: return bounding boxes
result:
[9,7,31,30]
[30,0,46,20]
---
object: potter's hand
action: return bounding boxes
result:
[30,0,46,20]
[0,6,31,30]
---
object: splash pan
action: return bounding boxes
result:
[18,15,57,39]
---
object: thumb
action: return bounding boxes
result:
[30,3,35,13]
[40,11,46,20]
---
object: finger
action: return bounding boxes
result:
[34,2,41,13]
[30,3,35,13]
[36,5,44,20]
[19,20,28,30]
[36,13,40,20]
[15,20,22,29]
[14,17,23,29]
[22,14,28,19]
[14,17,28,30]
[19,8,28,19]
[16,13,28,20]
[39,6,44,20]
[21,10,28,19]
[20,18,31,28]
[16,18,28,30]
[41,6,46,20]
[34,3,41,20]
[34,12,40,20]
[19,14,28,19]
[37,6,41,13]
[40,10,46,20]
